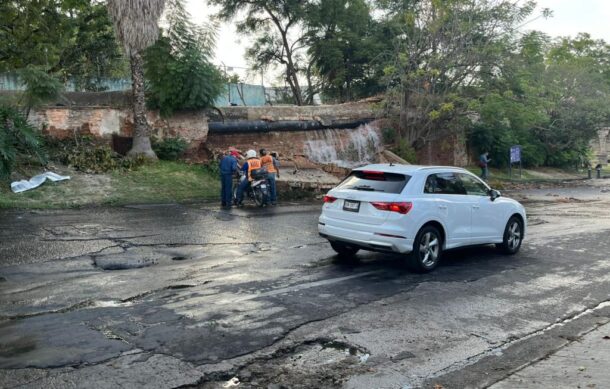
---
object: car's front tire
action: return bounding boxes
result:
[330,241,359,258]
[408,225,443,273]
[253,187,267,207]
[497,216,523,254]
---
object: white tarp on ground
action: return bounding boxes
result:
[11,172,71,193]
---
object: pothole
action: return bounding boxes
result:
[166,284,194,290]
[320,340,370,363]
[172,256,188,261]
[202,339,370,388]
[93,256,155,270]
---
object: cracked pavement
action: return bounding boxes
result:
[1,181,610,388]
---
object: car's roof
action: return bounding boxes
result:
[353,164,471,175]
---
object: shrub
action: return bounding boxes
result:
[201,161,220,176]
[48,135,147,173]
[151,137,189,161]
[382,128,397,144]
[0,106,47,180]
[393,138,418,164]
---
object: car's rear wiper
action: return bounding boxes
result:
[349,185,384,192]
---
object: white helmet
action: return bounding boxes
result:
[245,149,257,159]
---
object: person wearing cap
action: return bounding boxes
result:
[260,149,279,205]
[228,147,243,162]
[236,149,262,206]
[219,148,239,208]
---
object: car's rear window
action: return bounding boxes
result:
[336,170,410,193]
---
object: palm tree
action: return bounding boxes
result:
[107,0,166,158]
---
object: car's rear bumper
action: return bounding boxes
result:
[318,219,414,254]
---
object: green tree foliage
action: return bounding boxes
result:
[17,66,63,117]
[381,0,538,148]
[210,0,309,105]
[0,0,126,90]
[58,1,128,90]
[305,0,387,102]
[144,0,224,117]
[0,106,47,180]
[471,33,610,167]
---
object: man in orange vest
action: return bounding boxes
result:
[260,149,279,205]
[236,149,262,206]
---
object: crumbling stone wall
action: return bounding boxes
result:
[29,107,209,155]
[30,102,379,163]
[28,96,471,167]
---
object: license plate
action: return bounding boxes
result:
[343,200,360,212]
[260,184,267,189]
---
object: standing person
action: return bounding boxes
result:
[270,152,280,176]
[228,146,243,164]
[236,149,262,206]
[219,148,238,208]
[479,151,491,180]
[260,149,279,205]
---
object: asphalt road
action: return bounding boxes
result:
[1,182,610,388]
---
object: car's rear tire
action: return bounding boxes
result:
[497,216,523,255]
[408,225,443,273]
[330,241,359,258]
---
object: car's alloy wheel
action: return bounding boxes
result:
[330,241,360,258]
[408,226,442,272]
[498,216,523,254]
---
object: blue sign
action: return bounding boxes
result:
[510,145,521,163]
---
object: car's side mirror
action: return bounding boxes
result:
[489,189,501,201]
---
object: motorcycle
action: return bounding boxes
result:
[233,169,270,207]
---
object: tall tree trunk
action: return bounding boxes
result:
[279,34,302,105]
[305,62,314,105]
[127,51,157,159]
[399,89,409,140]
[287,66,303,106]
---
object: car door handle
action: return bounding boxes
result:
[472,205,480,209]
[438,205,448,210]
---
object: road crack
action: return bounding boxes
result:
[425,298,610,385]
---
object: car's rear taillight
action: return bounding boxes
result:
[371,201,413,214]
[323,195,337,203]
[362,170,386,181]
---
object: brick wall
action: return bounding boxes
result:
[29,107,209,154]
[29,103,470,167]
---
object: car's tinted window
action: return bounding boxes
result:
[336,170,410,193]
[458,173,489,196]
[424,173,467,195]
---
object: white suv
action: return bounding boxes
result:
[318,164,526,272]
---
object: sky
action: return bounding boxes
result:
[185,0,610,86]
[524,0,610,41]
